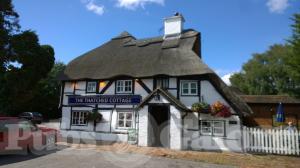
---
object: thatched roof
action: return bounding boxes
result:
[59,29,252,116]
[58,29,214,80]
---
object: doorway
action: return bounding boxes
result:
[148,105,170,147]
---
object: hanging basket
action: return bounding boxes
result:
[87,109,103,123]
[211,101,232,118]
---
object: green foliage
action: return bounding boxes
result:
[230,13,300,97]
[0,0,57,116]
[288,14,300,96]
[191,102,211,113]
[29,62,66,119]
[87,109,103,122]
[230,44,295,95]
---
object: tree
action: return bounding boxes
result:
[0,0,20,73]
[0,0,55,115]
[230,13,300,97]
[230,44,295,95]
[29,62,66,119]
[288,14,300,96]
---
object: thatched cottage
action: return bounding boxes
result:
[58,13,252,152]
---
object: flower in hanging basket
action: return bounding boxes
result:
[191,102,211,113]
[211,101,231,117]
[87,109,103,123]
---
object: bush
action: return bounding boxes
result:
[191,102,211,113]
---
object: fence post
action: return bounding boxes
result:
[295,130,299,155]
[291,129,295,155]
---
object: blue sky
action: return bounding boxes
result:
[13,0,300,83]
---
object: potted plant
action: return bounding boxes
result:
[191,102,211,113]
[211,101,231,117]
[87,109,103,131]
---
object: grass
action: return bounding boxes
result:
[58,142,300,168]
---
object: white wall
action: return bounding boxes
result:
[169,105,182,150]
[183,113,242,152]
[138,105,148,147]
[95,109,112,132]
[141,79,153,91]
[61,107,71,129]
[201,80,237,114]
[61,130,128,142]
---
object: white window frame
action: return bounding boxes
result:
[200,120,225,137]
[117,111,133,129]
[71,111,89,126]
[181,81,198,96]
[116,80,133,94]
[86,81,97,93]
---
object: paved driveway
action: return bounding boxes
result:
[0,146,234,168]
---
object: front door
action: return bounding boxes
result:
[148,105,170,147]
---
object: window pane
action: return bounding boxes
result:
[182,88,189,94]
[126,121,132,127]
[191,88,197,94]
[119,113,124,119]
[213,128,223,134]
[213,121,223,128]
[87,82,96,92]
[118,120,124,127]
[126,113,132,120]
[182,83,189,89]
[201,121,212,134]
[190,82,197,89]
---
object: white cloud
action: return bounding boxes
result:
[266,0,289,13]
[82,0,105,15]
[221,73,234,86]
[116,0,165,10]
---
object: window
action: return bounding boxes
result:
[86,81,97,93]
[181,81,198,95]
[156,78,169,89]
[72,111,88,126]
[200,120,225,136]
[116,80,132,93]
[117,112,133,128]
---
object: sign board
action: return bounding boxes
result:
[68,95,142,105]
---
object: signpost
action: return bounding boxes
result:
[68,95,142,105]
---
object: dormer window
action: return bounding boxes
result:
[116,80,133,94]
[86,81,97,93]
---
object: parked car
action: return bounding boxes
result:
[19,112,43,124]
[0,117,59,155]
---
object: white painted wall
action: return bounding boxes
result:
[138,105,148,147]
[169,105,182,150]
[201,80,237,114]
[141,79,153,91]
[61,106,71,129]
[61,78,243,152]
[169,78,177,88]
[182,113,242,152]
[95,110,112,132]
[61,130,128,142]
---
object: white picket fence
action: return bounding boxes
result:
[243,127,300,155]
